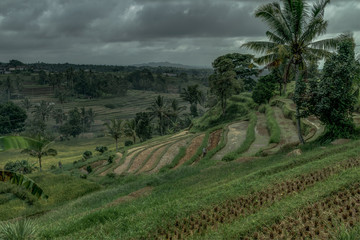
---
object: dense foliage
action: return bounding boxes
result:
[0,102,27,134]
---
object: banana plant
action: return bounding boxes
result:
[0,136,49,199]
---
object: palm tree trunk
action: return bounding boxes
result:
[294,64,305,144]
[39,156,42,171]
[115,138,118,152]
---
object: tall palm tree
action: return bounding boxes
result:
[147,95,170,136]
[32,100,54,122]
[180,85,204,117]
[124,119,137,144]
[21,137,57,171]
[243,0,338,144]
[104,119,123,152]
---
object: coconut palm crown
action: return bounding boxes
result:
[243,0,338,144]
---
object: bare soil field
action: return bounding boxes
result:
[175,134,205,169]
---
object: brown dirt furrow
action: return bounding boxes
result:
[128,143,168,173]
[138,144,169,173]
[174,134,205,169]
[106,187,153,207]
[114,148,143,174]
[207,129,222,152]
[150,138,191,173]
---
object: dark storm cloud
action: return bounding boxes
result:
[0,0,358,66]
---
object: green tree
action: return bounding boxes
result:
[52,108,67,126]
[0,102,27,134]
[21,137,57,171]
[32,100,54,122]
[243,0,337,144]
[180,84,204,117]
[104,119,123,152]
[135,112,152,142]
[307,35,358,139]
[21,98,32,112]
[209,57,238,116]
[59,107,82,138]
[147,95,170,135]
[124,119,137,144]
[252,74,277,104]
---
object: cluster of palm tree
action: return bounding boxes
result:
[104,119,138,152]
[243,0,338,144]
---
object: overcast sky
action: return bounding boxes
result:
[0,0,359,67]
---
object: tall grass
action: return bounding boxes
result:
[265,104,281,144]
[0,219,37,240]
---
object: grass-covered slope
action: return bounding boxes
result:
[20,139,360,239]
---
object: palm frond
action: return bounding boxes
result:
[309,38,339,50]
[0,171,48,199]
[241,41,277,54]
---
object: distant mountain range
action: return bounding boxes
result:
[133,61,210,69]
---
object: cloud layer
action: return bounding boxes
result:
[0,0,358,67]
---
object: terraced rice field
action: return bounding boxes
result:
[242,112,269,157]
[212,122,249,161]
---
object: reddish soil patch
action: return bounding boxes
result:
[174,134,205,169]
[149,138,190,173]
[138,144,168,173]
[207,129,222,151]
[128,144,167,173]
[106,187,153,207]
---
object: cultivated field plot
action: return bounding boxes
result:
[31,140,360,239]
[212,122,249,161]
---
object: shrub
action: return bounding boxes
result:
[124,140,133,147]
[95,146,108,154]
[106,173,116,178]
[83,150,93,160]
[0,219,37,240]
[265,105,281,144]
[108,155,115,164]
[86,166,92,173]
[4,160,35,174]
[73,161,78,165]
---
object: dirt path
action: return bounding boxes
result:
[212,122,249,161]
[128,143,169,174]
[174,134,205,169]
[138,144,169,173]
[149,138,190,173]
[114,148,144,174]
[242,112,269,157]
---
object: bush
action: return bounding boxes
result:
[265,105,281,144]
[0,219,37,240]
[4,160,35,174]
[108,155,115,164]
[83,150,93,160]
[222,152,237,162]
[106,173,116,178]
[124,140,133,147]
[95,146,108,154]
[86,166,92,173]
[252,74,277,104]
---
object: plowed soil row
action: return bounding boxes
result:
[207,129,222,152]
[150,138,191,173]
[152,157,360,239]
[138,144,169,173]
[247,183,360,240]
[114,148,144,174]
[174,134,205,169]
